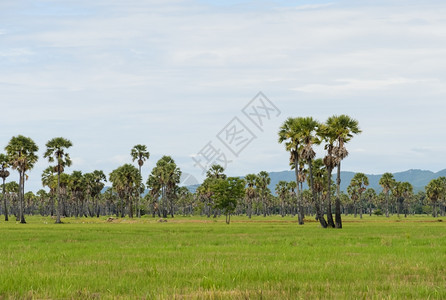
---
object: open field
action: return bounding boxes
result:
[0,215,445,299]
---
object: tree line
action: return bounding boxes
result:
[0,116,445,225]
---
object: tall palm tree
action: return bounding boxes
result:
[318,122,337,227]
[279,118,301,222]
[326,115,361,228]
[379,172,396,218]
[44,137,73,224]
[0,154,10,221]
[297,117,327,228]
[131,144,150,218]
[5,135,39,224]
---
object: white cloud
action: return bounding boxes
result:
[2,0,446,191]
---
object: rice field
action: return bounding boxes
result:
[0,215,445,299]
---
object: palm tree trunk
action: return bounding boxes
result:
[335,162,342,228]
[308,159,327,228]
[326,167,335,228]
[137,165,141,218]
[56,170,62,223]
[19,172,26,224]
[385,192,390,218]
[294,154,304,225]
[3,178,8,221]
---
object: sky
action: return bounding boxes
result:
[1,0,446,192]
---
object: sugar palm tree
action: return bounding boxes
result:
[364,188,377,216]
[379,172,396,218]
[131,144,150,218]
[279,118,302,223]
[44,137,73,223]
[256,171,271,217]
[5,135,39,224]
[244,173,257,219]
[147,156,181,218]
[425,177,445,218]
[297,117,327,228]
[0,154,10,221]
[326,115,361,228]
[349,173,369,218]
[110,164,141,218]
[318,121,337,227]
[278,117,319,225]
[275,181,288,217]
[206,164,226,179]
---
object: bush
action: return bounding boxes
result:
[373,209,383,216]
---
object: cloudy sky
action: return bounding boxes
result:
[1,0,446,191]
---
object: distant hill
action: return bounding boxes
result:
[267,169,446,194]
[112,169,445,195]
[186,169,446,195]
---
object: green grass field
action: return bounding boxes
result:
[0,215,445,299]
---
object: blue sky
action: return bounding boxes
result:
[1,0,446,191]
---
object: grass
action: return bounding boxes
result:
[0,215,445,299]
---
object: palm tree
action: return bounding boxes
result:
[349,173,369,218]
[379,173,396,218]
[425,177,445,218]
[131,144,150,218]
[318,121,337,227]
[327,115,361,228]
[41,167,57,216]
[278,117,305,224]
[256,171,271,217]
[298,117,327,228]
[44,137,73,223]
[5,135,39,223]
[275,181,288,217]
[109,164,141,218]
[206,164,226,179]
[364,188,377,216]
[244,174,257,219]
[0,154,10,221]
[147,156,181,218]
[84,170,107,217]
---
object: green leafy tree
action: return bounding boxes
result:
[44,137,73,223]
[131,144,150,218]
[5,135,39,223]
[212,177,245,224]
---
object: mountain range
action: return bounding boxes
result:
[186,169,446,195]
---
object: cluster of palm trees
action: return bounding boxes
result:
[1,124,445,225]
[278,115,361,228]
